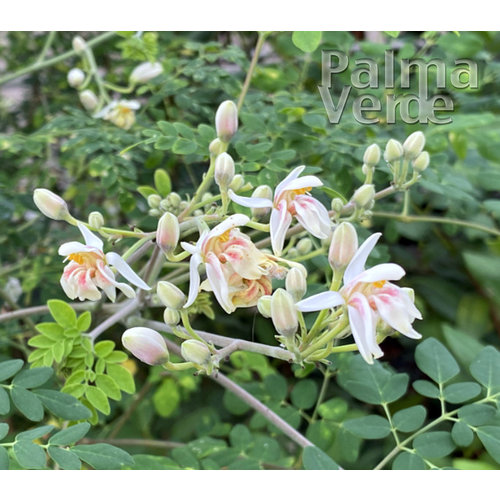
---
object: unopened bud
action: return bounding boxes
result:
[167,192,181,208]
[147,194,162,209]
[257,295,272,318]
[156,212,180,254]
[164,307,180,326]
[214,153,235,189]
[202,192,214,203]
[270,289,298,338]
[130,61,162,84]
[229,174,244,192]
[209,138,225,157]
[215,100,238,142]
[250,185,273,218]
[67,68,85,88]
[403,131,425,160]
[122,327,169,365]
[33,188,71,221]
[285,267,307,302]
[72,35,87,54]
[79,90,98,111]
[181,339,211,366]
[363,143,381,167]
[88,211,104,229]
[328,222,358,271]
[352,184,375,210]
[331,197,344,214]
[157,281,186,309]
[384,139,404,163]
[412,151,430,172]
[296,238,313,255]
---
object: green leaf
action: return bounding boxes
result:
[72,444,134,470]
[95,374,122,401]
[264,374,288,401]
[292,31,322,53]
[49,423,90,446]
[443,324,484,367]
[34,389,91,420]
[11,386,44,421]
[247,436,281,463]
[414,338,460,384]
[470,346,500,393]
[17,425,53,441]
[229,424,252,452]
[128,454,181,470]
[13,367,53,389]
[172,137,197,155]
[413,431,456,458]
[458,404,496,426]
[153,378,180,417]
[85,386,110,415]
[0,359,24,381]
[302,446,341,470]
[413,380,441,398]
[48,446,82,470]
[443,382,482,403]
[223,389,250,416]
[27,335,54,348]
[106,364,135,394]
[171,446,199,469]
[475,426,500,464]
[35,323,64,338]
[13,440,46,469]
[384,31,400,38]
[94,340,115,358]
[154,168,172,197]
[0,447,8,470]
[393,405,427,433]
[187,437,227,459]
[290,379,318,409]
[76,311,92,332]
[104,351,128,364]
[343,415,391,439]
[392,451,426,470]
[452,421,474,447]
[0,387,10,414]
[0,422,9,440]
[47,299,77,328]
[317,397,348,421]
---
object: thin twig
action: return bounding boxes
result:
[82,437,182,449]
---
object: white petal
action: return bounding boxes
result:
[372,294,417,338]
[275,165,306,201]
[269,202,292,256]
[355,263,406,284]
[343,232,382,285]
[181,242,198,254]
[279,175,323,194]
[208,214,249,240]
[106,252,150,290]
[296,291,344,312]
[58,241,89,256]
[228,189,273,209]
[347,292,377,364]
[124,100,140,110]
[293,196,331,239]
[205,253,233,313]
[77,222,104,250]
[114,282,136,298]
[184,252,202,308]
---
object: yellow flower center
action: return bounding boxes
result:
[68,251,102,267]
[218,229,232,243]
[292,187,312,196]
[373,280,386,289]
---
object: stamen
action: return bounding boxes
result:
[68,253,85,265]
[373,280,386,289]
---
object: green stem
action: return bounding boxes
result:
[311,368,331,422]
[301,319,349,358]
[382,403,400,446]
[36,31,57,63]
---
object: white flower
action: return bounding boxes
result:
[328,232,422,364]
[130,62,162,84]
[58,223,150,301]
[95,100,140,130]
[228,166,332,256]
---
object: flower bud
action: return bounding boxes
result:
[285,267,307,302]
[384,139,404,163]
[328,222,358,271]
[181,339,211,366]
[250,185,273,218]
[79,90,98,111]
[156,212,180,254]
[412,151,430,173]
[167,192,181,208]
[296,238,313,255]
[72,35,87,54]
[164,307,180,326]
[214,152,235,189]
[363,143,381,167]
[215,100,238,142]
[130,61,162,84]
[88,211,104,230]
[351,184,375,210]
[257,295,272,318]
[67,68,85,88]
[147,194,162,209]
[157,281,186,309]
[229,174,244,192]
[331,197,344,214]
[209,138,225,157]
[403,131,425,160]
[33,188,71,221]
[122,327,169,365]
[270,289,298,338]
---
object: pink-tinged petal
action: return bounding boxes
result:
[343,232,382,285]
[184,252,202,308]
[228,189,273,209]
[58,241,89,256]
[60,275,77,300]
[280,175,323,194]
[208,214,250,240]
[180,242,198,254]
[275,166,306,201]
[296,291,344,312]
[355,263,406,284]
[371,294,418,338]
[205,253,233,313]
[106,252,150,290]
[77,222,104,251]
[347,292,378,364]
[78,269,102,301]
[269,201,292,256]
[292,196,331,239]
